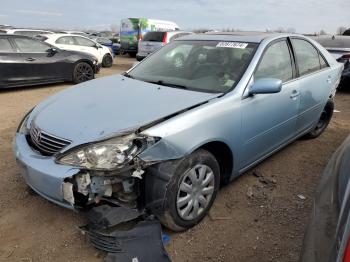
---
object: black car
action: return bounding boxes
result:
[300,136,350,262]
[312,35,350,89]
[0,34,99,89]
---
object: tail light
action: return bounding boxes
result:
[162,32,168,43]
[337,54,350,64]
[341,54,350,59]
[343,236,350,262]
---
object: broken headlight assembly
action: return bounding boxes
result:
[56,134,159,171]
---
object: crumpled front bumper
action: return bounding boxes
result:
[13,133,79,209]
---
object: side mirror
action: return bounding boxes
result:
[249,78,282,95]
[95,44,101,49]
[47,47,58,56]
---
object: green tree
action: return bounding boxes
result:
[139,18,149,30]
[129,18,140,31]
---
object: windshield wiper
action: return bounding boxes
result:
[147,80,189,90]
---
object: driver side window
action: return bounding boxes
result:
[13,38,50,53]
[255,40,293,83]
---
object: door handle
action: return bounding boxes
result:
[25,57,36,62]
[327,76,332,84]
[290,90,300,100]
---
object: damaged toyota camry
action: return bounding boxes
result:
[13,33,343,231]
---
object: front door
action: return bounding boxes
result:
[12,37,61,83]
[240,39,300,169]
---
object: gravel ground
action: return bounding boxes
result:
[0,56,349,261]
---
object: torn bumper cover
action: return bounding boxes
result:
[13,133,163,209]
[81,205,171,262]
[13,130,180,210]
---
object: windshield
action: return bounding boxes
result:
[128,40,257,93]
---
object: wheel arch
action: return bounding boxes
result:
[198,141,234,185]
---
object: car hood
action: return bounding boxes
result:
[30,75,218,147]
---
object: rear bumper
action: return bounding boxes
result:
[13,133,79,209]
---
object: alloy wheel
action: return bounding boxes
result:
[76,63,93,82]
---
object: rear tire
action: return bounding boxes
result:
[157,149,220,231]
[304,99,334,139]
[73,62,94,84]
[102,54,113,68]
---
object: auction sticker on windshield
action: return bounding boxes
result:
[216,42,248,49]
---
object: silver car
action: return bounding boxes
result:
[13,32,342,231]
[136,30,192,61]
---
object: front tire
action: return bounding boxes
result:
[304,99,334,139]
[158,149,220,231]
[73,62,94,84]
[102,54,113,68]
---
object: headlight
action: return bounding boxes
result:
[56,134,159,170]
[17,108,33,134]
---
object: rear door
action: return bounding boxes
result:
[240,39,300,168]
[0,37,25,87]
[290,38,333,134]
[12,37,65,83]
[138,32,165,55]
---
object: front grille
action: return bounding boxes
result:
[28,125,71,156]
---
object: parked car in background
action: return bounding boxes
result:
[0,24,13,29]
[312,35,350,88]
[136,31,192,61]
[120,18,179,57]
[0,34,98,88]
[13,33,342,232]
[343,29,350,36]
[44,34,113,67]
[91,36,120,56]
[300,135,350,262]
[3,28,54,37]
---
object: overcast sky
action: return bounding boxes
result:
[0,0,349,33]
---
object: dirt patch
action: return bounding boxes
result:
[0,57,349,261]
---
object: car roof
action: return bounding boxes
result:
[7,28,53,32]
[178,31,292,43]
[0,33,33,38]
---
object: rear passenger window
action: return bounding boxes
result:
[56,36,75,45]
[0,38,13,52]
[255,40,293,83]
[291,39,322,76]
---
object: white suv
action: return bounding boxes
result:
[136,31,192,61]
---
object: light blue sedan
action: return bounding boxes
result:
[13,32,343,231]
